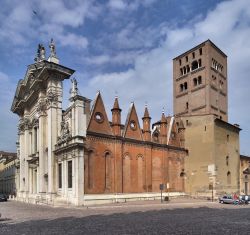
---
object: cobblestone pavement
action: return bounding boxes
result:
[0,199,250,234]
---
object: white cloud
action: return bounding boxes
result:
[108,0,127,10]
[58,33,88,49]
[80,0,250,154]
[107,0,157,11]
[0,0,99,50]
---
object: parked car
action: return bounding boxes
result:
[240,195,250,204]
[219,195,239,204]
[0,194,8,202]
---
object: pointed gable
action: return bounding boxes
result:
[123,103,143,140]
[87,92,113,135]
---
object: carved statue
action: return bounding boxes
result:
[49,38,56,57]
[70,77,78,97]
[35,44,46,62]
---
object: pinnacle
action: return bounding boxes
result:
[113,96,120,110]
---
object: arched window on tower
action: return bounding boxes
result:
[198,76,202,85]
[183,66,187,75]
[193,78,198,86]
[198,59,202,67]
[180,68,183,76]
[180,84,184,92]
[184,82,188,90]
[192,60,199,70]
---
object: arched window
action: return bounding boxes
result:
[123,153,131,192]
[186,65,190,73]
[193,78,198,86]
[183,66,186,74]
[198,76,202,85]
[227,171,231,184]
[180,68,183,76]
[104,151,111,191]
[226,156,229,166]
[180,84,184,92]
[198,59,202,67]
[184,82,188,90]
[192,60,198,70]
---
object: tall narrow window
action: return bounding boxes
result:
[226,156,229,166]
[198,59,202,67]
[179,59,182,66]
[198,76,202,85]
[184,82,188,90]
[199,48,202,55]
[193,78,198,86]
[186,56,188,62]
[192,52,195,58]
[68,161,72,188]
[105,152,111,190]
[227,134,229,142]
[227,171,231,184]
[58,163,62,188]
[186,102,189,110]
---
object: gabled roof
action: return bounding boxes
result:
[123,102,143,140]
[87,92,113,135]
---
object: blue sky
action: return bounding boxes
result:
[0,0,249,155]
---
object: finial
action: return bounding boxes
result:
[115,91,118,99]
[162,107,165,114]
[145,101,148,108]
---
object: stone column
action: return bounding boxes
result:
[24,119,30,194]
[47,88,59,195]
[37,98,47,193]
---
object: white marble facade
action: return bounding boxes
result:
[11,40,90,205]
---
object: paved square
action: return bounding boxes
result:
[1,199,250,234]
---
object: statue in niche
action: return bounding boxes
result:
[58,120,71,144]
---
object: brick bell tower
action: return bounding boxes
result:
[173,39,228,121]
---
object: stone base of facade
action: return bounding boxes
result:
[14,192,186,206]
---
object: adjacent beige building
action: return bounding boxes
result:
[0,151,18,196]
[240,155,250,195]
[176,115,240,197]
[173,40,228,121]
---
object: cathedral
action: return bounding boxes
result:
[10,39,247,206]
[11,40,186,205]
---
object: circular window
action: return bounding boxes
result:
[130,121,137,130]
[95,112,104,123]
